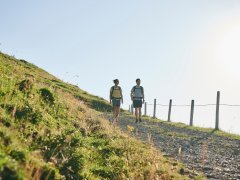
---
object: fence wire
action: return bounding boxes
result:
[147,103,240,107]
[129,98,240,133]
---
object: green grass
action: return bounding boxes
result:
[0,52,197,179]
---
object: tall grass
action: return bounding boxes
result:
[0,52,200,179]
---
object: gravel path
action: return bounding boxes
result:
[105,113,240,180]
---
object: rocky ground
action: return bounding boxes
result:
[104,113,240,180]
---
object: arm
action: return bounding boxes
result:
[130,87,134,101]
[109,87,112,104]
[120,87,123,104]
[142,87,145,103]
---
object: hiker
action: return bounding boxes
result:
[131,78,145,123]
[110,79,123,123]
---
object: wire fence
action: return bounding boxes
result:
[147,103,240,107]
[129,91,240,131]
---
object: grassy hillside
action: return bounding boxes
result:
[0,52,198,179]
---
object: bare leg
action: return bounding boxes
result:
[135,108,139,123]
[135,108,137,119]
[112,106,117,123]
[115,106,120,122]
[139,108,142,122]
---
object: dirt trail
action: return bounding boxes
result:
[104,113,240,180]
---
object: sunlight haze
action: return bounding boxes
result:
[1,0,240,134]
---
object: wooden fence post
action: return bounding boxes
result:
[215,91,220,130]
[144,102,147,116]
[153,99,156,119]
[190,100,194,126]
[168,99,172,122]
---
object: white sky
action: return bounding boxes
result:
[1,0,240,134]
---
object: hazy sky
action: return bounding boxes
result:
[1,0,240,134]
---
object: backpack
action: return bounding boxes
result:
[110,86,122,99]
[133,86,143,98]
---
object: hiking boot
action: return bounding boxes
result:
[135,119,138,123]
[139,119,142,122]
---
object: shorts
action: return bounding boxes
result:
[112,99,121,107]
[133,100,143,108]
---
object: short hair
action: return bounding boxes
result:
[136,78,140,82]
[113,79,119,83]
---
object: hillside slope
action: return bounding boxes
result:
[114,114,240,179]
[0,52,200,179]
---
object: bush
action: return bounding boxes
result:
[0,131,12,146]
[10,150,26,163]
[0,167,21,180]
[19,79,33,93]
[5,104,14,112]
[15,106,32,120]
[31,112,42,124]
[0,91,5,97]
[74,95,112,112]
[61,153,84,179]
[70,134,82,147]
[91,100,112,112]
[91,167,113,179]
[15,106,42,124]
[1,118,11,127]
[39,88,55,105]
[40,166,57,180]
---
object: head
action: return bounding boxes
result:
[113,79,119,85]
[136,78,141,85]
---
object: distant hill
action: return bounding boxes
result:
[0,52,198,179]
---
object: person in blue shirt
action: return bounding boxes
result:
[130,78,145,123]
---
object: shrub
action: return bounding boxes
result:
[39,88,55,105]
[70,134,82,147]
[19,79,33,93]
[91,100,112,112]
[92,166,113,178]
[40,166,57,180]
[1,118,11,127]
[74,95,112,112]
[0,167,21,180]
[61,153,84,179]
[15,106,42,124]
[5,104,14,113]
[10,150,26,163]
[0,131,12,146]
[0,91,5,97]
[31,112,42,124]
